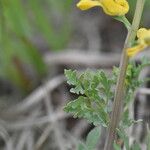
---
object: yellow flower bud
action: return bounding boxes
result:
[137,28,150,45]
[127,28,150,57]
[77,0,129,16]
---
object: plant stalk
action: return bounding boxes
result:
[104,0,145,150]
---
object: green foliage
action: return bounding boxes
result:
[64,69,114,126]
[64,58,150,149]
[86,126,101,150]
[78,142,87,150]
[78,126,101,150]
[113,142,121,150]
[0,0,72,91]
[65,70,84,94]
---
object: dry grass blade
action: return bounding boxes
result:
[3,75,66,115]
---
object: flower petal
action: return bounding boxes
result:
[77,0,102,10]
[137,28,149,38]
[137,28,150,45]
[101,0,129,16]
[127,44,146,57]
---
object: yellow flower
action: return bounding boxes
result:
[127,28,150,57]
[76,0,129,16]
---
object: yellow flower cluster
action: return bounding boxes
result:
[127,28,150,57]
[77,0,129,16]
[76,0,149,58]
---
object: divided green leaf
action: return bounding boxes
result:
[86,126,101,150]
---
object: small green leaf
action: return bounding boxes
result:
[113,142,121,150]
[86,126,101,150]
[64,69,84,94]
[78,142,87,150]
[70,84,84,95]
[64,69,78,85]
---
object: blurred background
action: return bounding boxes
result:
[0,0,150,149]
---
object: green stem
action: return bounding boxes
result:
[104,0,145,150]
[114,16,131,31]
